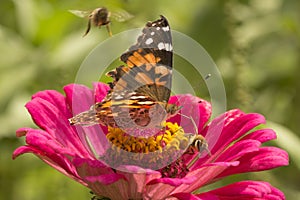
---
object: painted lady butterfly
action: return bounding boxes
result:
[69,15,181,131]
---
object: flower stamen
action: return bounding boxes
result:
[106,122,186,153]
[102,122,192,168]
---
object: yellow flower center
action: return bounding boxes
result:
[107,122,189,153]
[102,122,193,168]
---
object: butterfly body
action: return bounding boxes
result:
[69,90,180,129]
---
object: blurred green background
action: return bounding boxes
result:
[1,0,299,199]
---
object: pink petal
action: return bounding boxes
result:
[64,84,94,114]
[190,139,259,171]
[242,129,277,143]
[18,128,78,169]
[74,125,109,156]
[74,158,129,199]
[145,175,199,199]
[113,165,164,199]
[213,139,261,163]
[172,193,211,200]
[205,111,265,156]
[173,161,239,194]
[193,181,285,200]
[64,83,109,154]
[188,110,265,169]
[16,127,31,137]
[32,90,71,118]
[199,161,240,168]
[25,97,90,157]
[216,147,289,179]
[73,157,109,169]
[121,172,153,199]
[93,82,110,102]
[147,176,197,186]
[86,176,129,200]
[85,173,127,185]
[73,158,116,178]
[13,144,85,185]
[168,94,211,133]
[13,145,43,159]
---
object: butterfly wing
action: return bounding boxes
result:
[69,16,173,127]
[107,15,173,103]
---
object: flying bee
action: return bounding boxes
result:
[69,7,133,37]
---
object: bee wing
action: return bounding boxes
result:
[110,9,133,22]
[69,10,90,18]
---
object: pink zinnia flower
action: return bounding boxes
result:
[13,82,288,200]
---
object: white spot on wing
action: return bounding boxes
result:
[156,27,160,30]
[165,43,173,51]
[157,42,172,51]
[145,38,153,45]
[130,95,147,100]
[150,32,155,35]
[114,95,124,100]
[162,26,170,32]
[157,42,164,50]
[137,101,154,105]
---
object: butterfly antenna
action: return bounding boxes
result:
[159,95,188,146]
[177,112,198,135]
[175,94,185,104]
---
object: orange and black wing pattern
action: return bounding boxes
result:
[106,15,173,103]
[69,16,174,127]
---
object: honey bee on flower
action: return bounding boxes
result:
[188,134,211,155]
[69,7,133,37]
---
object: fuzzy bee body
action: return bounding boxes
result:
[69,7,132,37]
[187,135,211,156]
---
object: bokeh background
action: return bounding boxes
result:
[1,0,299,199]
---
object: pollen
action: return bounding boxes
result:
[103,122,191,167]
[107,122,184,153]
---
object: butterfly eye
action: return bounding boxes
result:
[166,105,180,116]
[172,107,178,115]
